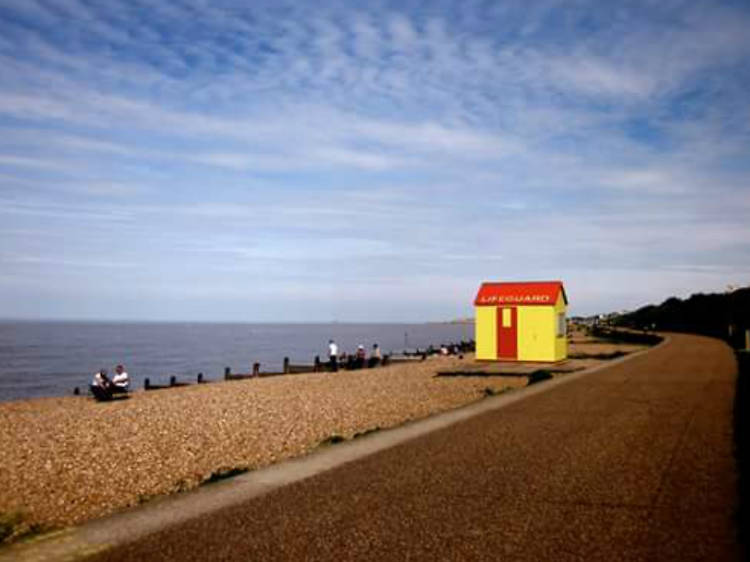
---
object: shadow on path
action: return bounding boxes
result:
[734,350,749,560]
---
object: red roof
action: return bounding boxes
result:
[474,281,567,307]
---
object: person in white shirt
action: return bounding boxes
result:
[328,340,339,372]
[92,369,109,388]
[112,364,129,393]
[369,343,382,368]
[90,369,113,400]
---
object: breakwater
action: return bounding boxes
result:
[0,321,473,402]
[81,339,476,395]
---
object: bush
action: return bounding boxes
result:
[527,370,553,385]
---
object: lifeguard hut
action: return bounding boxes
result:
[474,281,568,362]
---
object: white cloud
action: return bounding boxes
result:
[546,54,655,98]
[0,155,78,174]
[0,0,749,320]
[599,169,686,193]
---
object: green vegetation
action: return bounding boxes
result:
[319,434,346,446]
[435,371,523,378]
[527,370,553,385]
[615,287,750,348]
[0,511,46,545]
[482,386,513,397]
[136,493,155,505]
[319,427,384,446]
[0,512,20,543]
[569,351,629,360]
[353,427,382,439]
[202,467,249,485]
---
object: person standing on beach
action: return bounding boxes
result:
[328,339,338,372]
[369,343,382,368]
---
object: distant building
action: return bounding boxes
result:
[474,281,568,362]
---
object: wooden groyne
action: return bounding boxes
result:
[75,340,476,396]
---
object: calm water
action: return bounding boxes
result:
[0,321,472,402]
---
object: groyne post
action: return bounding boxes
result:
[283,357,290,374]
[197,373,204,383]
[224,367,231,380]
[253,362,260,377]
[169,375,177,387]
[144,378,151,390]
[314,355,321,372]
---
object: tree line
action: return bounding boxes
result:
[614,286,750,348]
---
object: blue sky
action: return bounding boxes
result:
[1,0,749,322]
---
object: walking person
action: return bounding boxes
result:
[328,339,339,372]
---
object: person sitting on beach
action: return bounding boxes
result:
[355,344,366,369]
[92,369,110,388]
[90,369,113,401]
[368,343,382,368]
[111,364,129,393]
[340,352,353,370]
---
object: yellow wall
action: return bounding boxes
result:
[517,306,556,361]
[554,293,567,361]
[476,293,567,362]
[475,306,497,360]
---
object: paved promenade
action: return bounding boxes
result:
[3,333,740,561]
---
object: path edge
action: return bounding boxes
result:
[0,335,670,562]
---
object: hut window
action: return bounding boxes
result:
[556,313,566,337]
[502,308,512,327]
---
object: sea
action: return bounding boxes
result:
[0,321,473,403]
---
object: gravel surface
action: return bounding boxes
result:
[92,333,739,562]
[0,334,642,536]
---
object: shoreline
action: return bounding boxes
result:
[0,332,648,544]
[0,321,471,404]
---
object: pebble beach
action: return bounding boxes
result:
[0,335,646,541]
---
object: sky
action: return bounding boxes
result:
[0,0,749,322]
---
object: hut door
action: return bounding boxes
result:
[497,307,518,359]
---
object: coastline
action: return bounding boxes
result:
[0,321,470,403]
[0,333,647,543]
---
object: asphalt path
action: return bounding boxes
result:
[86,334,739,560]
